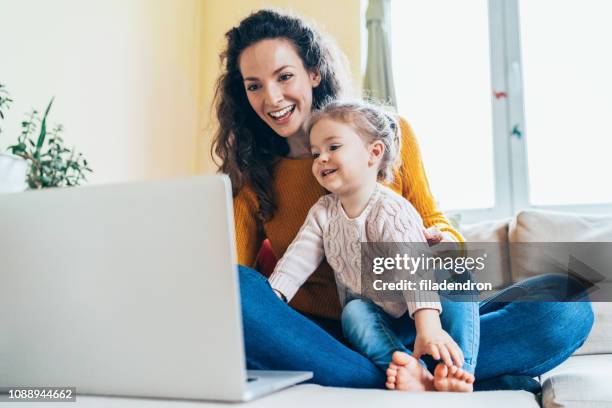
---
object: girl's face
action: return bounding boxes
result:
[239,38,321,139]
[310,118,380,196]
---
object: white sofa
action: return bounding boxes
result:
[461,209,612,408]
[68,210,612,408]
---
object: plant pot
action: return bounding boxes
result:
[0,152,29,193]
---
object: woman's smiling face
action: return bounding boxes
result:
[239,38,321,139]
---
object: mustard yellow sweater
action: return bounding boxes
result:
[233,118,463,320]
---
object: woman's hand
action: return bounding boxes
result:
[423,226,461,252]
[423,226,444,246]
[413,309,464,368]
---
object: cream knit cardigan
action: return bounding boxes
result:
[269,183,441,318]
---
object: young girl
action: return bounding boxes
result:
[268,100,479,392]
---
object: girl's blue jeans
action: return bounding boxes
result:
[341,297,478,375]
[238,265,593,389]
[341,269,480,375]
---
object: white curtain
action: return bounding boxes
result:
[363,0,397,108]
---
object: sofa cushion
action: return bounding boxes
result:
[248,384,539,408]
[461,218,512,291]
[509,210,612,244]
[573,302,612,356]
[541,354,612,408]
[64,385,541,407]
[508,209,612,355]
[508,210,612,282]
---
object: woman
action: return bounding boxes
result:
[211,9,593,389]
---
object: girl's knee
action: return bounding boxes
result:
[342,299,372,319]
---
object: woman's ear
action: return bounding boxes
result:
[368,141,385,166]
[310,70,322,88]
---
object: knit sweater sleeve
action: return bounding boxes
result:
[375,194,442,318]
[268,197,328,302]
[233,185,263,268]
[396,118,464,243]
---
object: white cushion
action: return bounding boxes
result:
[462,218,511,243]
[65,384,540,408]
[509,210,612,243]
[508,209,612,280]
[573,302,612,356]
[508,209,612,355]
[247,385,539,408]
[461,218,512,290]
[541,354,612,408]
[0,153,29,193]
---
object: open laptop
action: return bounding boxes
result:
[0,175,312,402]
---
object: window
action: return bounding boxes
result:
[391,0,495,213]
[519,0,612,207]
[388,0,612,221]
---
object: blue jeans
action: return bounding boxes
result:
[238,265,593,388]
[341,295,479,375]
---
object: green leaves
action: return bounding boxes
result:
[0,84,13,134]
[0,84,92,189]
[35,97,54,157]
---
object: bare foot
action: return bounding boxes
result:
[385,351,435,391]
[433,363,475,392]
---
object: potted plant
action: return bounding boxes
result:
[0,84,28,193]
[0,84,92,192]
[0,151,29,193]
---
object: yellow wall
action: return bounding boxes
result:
[0,0,203,184]
[0,0,361,183]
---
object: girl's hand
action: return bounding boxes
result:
[413,327,464,368]
[413,309,464,368]
[423,226,444,246]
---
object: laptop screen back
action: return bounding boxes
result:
[0,176,248,400]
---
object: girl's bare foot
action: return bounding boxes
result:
[433,363,475,392]
[385,351,435,391]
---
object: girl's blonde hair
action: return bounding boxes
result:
[306,100,401,182]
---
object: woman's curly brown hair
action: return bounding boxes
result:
[211,9,350,227]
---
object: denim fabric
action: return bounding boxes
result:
[237,265,384,388]
[237,265,593,388]
[340,294,479,375]
[475,274,594,379]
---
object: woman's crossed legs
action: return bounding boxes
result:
[238,265,593,389]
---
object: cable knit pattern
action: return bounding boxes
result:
[269,184,442,318]
[233,117,462,319]
[367,188,442,316]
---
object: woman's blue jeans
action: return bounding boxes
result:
[238,265,593,388]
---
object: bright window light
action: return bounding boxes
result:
[520,0,612,206]
[391,0,494,211]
